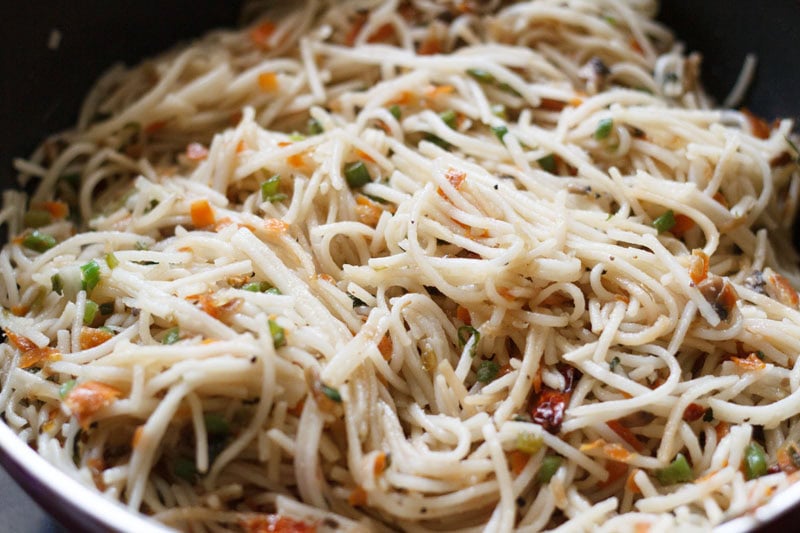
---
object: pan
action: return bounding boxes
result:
[0,1,798,531]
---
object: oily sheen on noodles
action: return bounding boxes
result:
[2,0,800,531]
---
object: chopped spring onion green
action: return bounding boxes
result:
[457,325,480,357]
[594,117,614,140]
[344,161,372,188]
[467,68,495,83]
[439,109,457,129]
[242,281,281,294]
[51,274,63,295]
[269,319,286,347]
[203,413,230,436]
[537,154,557,173]
[23,209,52,228]
[98,302,114,315]
[491,125,509,143]
[516,432,543,454]
[537,455,562,483]
[497,82,521,96]
[348,294,367,308]
[388,104,402,120]
[59,379,76,399]
[423,133,451,150]
[476,360,499,383]
[288,132,306,141]
[134,241,149,251]
[260,174,285,202]
[703,407,714,422]
[307,117,323,135]
[105,252,119,269]
[174,457,197,482]
[609,356,621,371]
[22,230,57,253]
[491,104,507,120]
[162,327,180,345]
[80,260,101,291]
[654,453,693,485]
[83,300,99,325]
[321,383,342,403]
[652,209,676,233]
[744,442,768,480]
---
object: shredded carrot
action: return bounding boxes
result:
[425,85,454,99]
[626,469,641,493]
[742,108,770,139]
[79,327,114,351]
[768,272,799,308]
[5,330,37,352]
[497,286,515,301]
[367,23,395,43]
[374,452,389,476]
[287,398,305,417]
[599,460,628,488]
[240,515,316,533]
[287,153,305,168]
[355,195,383,226]
[508,450,529,476]
[532,366,543,394]
[196,293,242,320]
[40,200,69,219]
[438,168,466,197]
[569,96,584,107]
[389,91,415,106]
[190,199,215,228]
[418,37,441,55]
[713,191,728,208]
[64,381,121,429]
[671,214,695,238]
[236,140,247,153]
[634,522,650,533]
[539,98,566,112]
[348,486,368,506]
[249,20,276,48]
[688,249,709,285]
[731,352,767,372]
[144,120,167,134]
[10,305,28,317]
[19,347,61,369]
[201,338,217,345]
[614,294,630,304]
[132,425,144,448]
[456,305,471,325]
[258,72,279,92]
[264,218,290,234]
[355,149,375,163]
[606,420,646,453]
[186,142,208,161]
[378,335,393,361]
[629,38,644,55]
[715,421,730,441]
[318,273,335,284]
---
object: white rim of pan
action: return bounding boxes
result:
[0,419,173,533]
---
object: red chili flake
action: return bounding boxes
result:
[240,514,317,533]
[530,364,581,433]
[682,403,706,422]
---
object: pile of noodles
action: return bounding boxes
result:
[2,0,800,531]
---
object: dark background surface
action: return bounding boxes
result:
[0,1,799,531]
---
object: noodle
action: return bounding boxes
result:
[2,0,800,531]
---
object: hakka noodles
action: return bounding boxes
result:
[2,1,800,531]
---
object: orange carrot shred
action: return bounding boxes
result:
[378,335,393,361]
[19,347,60,369]
[508,450,529,476]
[374,452,388,476]
[287,153,305,168]
[40,201,69,219]
[190,199,215,228]
[64,381,121,429]
[742,108,770,139]
[456,305,471,325]
[355,194,383,226]
[79,327,114,351]
[688,249,709,285]
[348,486,368,506]
[249,20,276,48]
[144,121,167,134]
[606,420,646,453]
[10,305,28,317]
[258,72,279,92]
[671,214,695,238]
[132,425,144,448]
